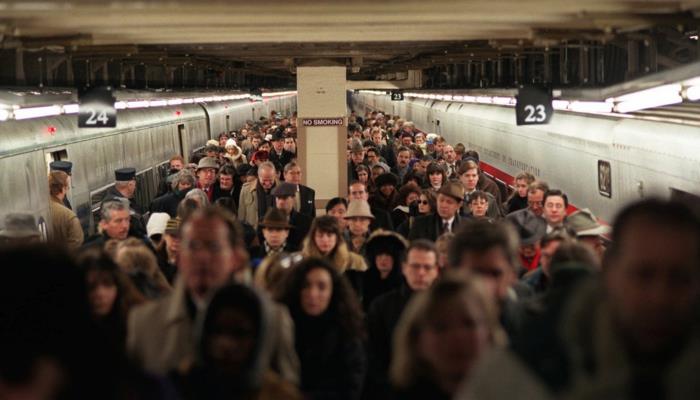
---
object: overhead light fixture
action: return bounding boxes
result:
[568,101,614,114]
[552,100,570,110]
[148,100,167,107]
[612,84,683,113]
[167,99,184,105]
[685,85,700,101]
[14,105,62,120]
[62,104,79,114]
[126,100,150,108]
[0,109,9,121]
[115,101,127,109]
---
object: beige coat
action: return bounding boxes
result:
[48,196,84,251]
[127,277,300,383]
[238,180,259,229]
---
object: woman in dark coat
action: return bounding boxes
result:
[360,230,408,311]
[278,257,367,400]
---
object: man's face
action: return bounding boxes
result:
[179,217,240,300]
[460,169,479,191]
[284,138,295,152]
[219,174,233,190]
[348,184,368,201]
[415,134,425,145]
[259,143,271,152]
[258,169,276,190]
[540,239,563,277]
[100,209,130,240]
[605,218,700,357]
[366,151,379,165]
[469,197,489,217]
[351,151,365,165]
[197,168,216,187]
[397,151,411,168]
[457,247,516,303]
[435,142,445,154]
[347,217,371,237]
[401,136,413,147]
[170,160,184,171]
[275,195,294,214]
[272,139,284,152]
[543,195,566,226]
[436,194,461,220]
[251,138,260,148]
[443,146,456,163]
[372,133,382,145]
[284,166,302,184]
[402,248,439,291]
[263,227,289,249]
[528,190,545,217]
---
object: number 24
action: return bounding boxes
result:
[524,105,547,122]
[85,109,109,125]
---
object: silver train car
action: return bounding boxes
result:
[0,94,297,237]
[353,92,700,222]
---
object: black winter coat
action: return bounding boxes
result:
[150,190,186,218]
[294,313,366,400]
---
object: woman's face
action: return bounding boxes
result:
[87,271,118,318]
[357,170,369,183]
[301,268,333,316]
[206,308,257,376]
[418,195,432,214]
[375,254,394,276]
[515,179,529,198]
[164,233,180,258]
[429,172,443,188]
[406,192,420,206]
[417,298,490,386]
[314,230,338,255]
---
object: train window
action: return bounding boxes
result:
[598,160,612,198]
[44,149,68,174]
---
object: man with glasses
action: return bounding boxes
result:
[366,240,439,398]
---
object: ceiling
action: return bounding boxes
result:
[1,0,700,79]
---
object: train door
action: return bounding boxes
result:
[177,124,189,162]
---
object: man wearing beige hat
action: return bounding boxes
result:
[195,157,219,203]
[409,182,465,242]
[566,208,611,261]
[344,200,375,254]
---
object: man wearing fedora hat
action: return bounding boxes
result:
[269,129,294,175]
[269,181,311,252]
[369,173,400,213]
[195,157,219,203]
[348,139,367,184]
[566,208,610,261]
[507,208,548,276]
[248,208,293,264]
[344,200,375,254]
[408,182,465,242]
[101,167,147,238]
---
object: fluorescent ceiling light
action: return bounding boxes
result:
[148,100,167,107]
[115,101,127,109]
[14,105,61,120]
[0,109,9,121]
[62,104,79,114]
[492,96,514,106]
[613,84,682,113]
[686,85,700,101]
[167,99,183,105]
[127,100,150,108]
[552,100,570,110]
[569,101,614,114]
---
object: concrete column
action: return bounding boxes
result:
[296,66,347,209]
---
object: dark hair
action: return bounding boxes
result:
[325,197,348,213]
[463,150,480,162]
[219,165,237,176]
[606,198,700,264]
[469,190,489,204]
[541,226,576,247]
[550,241,599,270]
[214,197,238,215]
[543,189,569,208]
[447,220,519,271]
[458,159,480,175]
[309,215,342,237]
[419,189,437,213]
[397,182,421,206]
[278,257,365,339]
[177,198,200,220]
[426,162,447,184]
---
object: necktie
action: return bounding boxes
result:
[443,221,450,233]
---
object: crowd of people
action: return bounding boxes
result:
[1,109,699,400]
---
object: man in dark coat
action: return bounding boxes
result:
[211,165,237,204]
[248,208,295,266]
[101,167,147,237]
[283,161,316,218]
[408,182,465,242]
[365,240,440,399]
[347,139,367,184]
[268,130,295,176]
[267,182,311,252]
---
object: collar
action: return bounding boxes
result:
[442,216,456,225]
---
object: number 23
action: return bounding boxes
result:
[524,104,546,122]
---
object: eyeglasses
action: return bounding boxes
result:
[419,200,429,205]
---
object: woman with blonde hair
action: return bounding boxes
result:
[390,271,507,399]
[114,238,172,299]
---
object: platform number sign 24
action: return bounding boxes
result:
[515,86,553,126]
[79,87,117,128]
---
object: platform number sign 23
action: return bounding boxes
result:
[515,86,553,126]
[79,87,117,128]
[391,91,404,101]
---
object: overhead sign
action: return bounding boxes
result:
[391,90,404,101]
[301,117,345,127]
[78,86,117,128]
[515,86,553,126]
